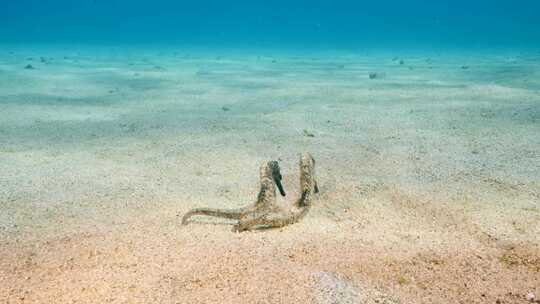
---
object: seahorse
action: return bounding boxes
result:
[232,153,319,232]
[181,160,286,225]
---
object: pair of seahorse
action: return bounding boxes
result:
[181,153,319,232]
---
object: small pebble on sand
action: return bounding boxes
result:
[303,129,315,137]
[369,72,386,79]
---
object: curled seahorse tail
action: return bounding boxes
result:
[281,205,312,227]
[181,208,246,224]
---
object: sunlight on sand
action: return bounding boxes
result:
[1,46,539,303]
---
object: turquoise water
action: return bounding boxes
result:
[1,2,540,303]
[2,0,540,48]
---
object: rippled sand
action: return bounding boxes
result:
[1,46,539,303]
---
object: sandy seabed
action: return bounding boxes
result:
[0,45,539,303]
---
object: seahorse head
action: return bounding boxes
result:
[267,160,286,197]
[300,153,319,195]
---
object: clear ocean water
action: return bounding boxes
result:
[2,0,540,49]
[1,2,540,303]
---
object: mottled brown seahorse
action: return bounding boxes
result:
[181,160,286,225]
[231,152,319,232]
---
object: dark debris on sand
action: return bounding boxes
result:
[303,129,315,137]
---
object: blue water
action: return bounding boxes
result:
[2,0,540,49]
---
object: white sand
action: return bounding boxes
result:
[1,46,539,303]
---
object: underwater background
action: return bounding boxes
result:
[2,0,540,48]
[1,1,540,304]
